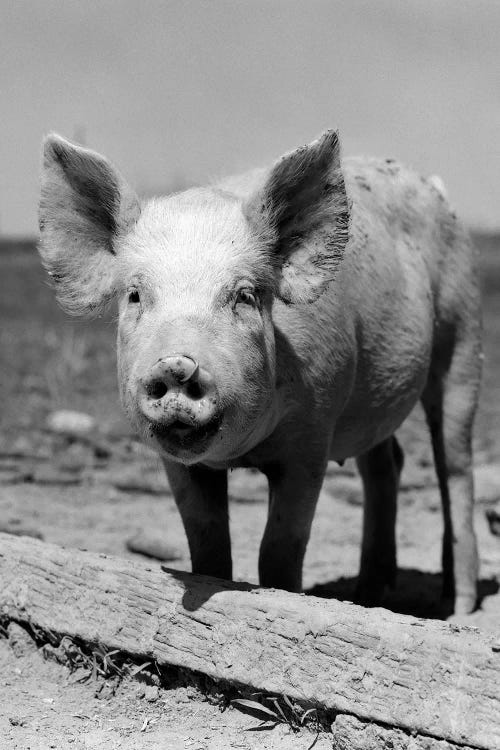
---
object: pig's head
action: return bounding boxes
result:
[38,131,349,464]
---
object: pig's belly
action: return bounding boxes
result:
[328,355,430,461]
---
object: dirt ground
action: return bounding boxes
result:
[1,236,500,749]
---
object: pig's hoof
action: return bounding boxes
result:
[452,594,477,616]
[354,578,387,608]
[355,560,396,607]
[441,592,477,618]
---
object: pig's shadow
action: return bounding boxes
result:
[163,565,498,619]
[306,569,499,620]
[162,566,260,611]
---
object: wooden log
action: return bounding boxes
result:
[0,533,498,750]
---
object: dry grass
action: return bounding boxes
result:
[1,617,330,738]
[231,695,321,733]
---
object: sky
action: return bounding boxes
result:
[1,0,499,236]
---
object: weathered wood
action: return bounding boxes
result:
[0,533,498,749]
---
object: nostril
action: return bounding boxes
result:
[146,379,168,400]
[186,380,203,400]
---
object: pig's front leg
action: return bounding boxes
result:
[259,458,327,592]
[355,436,403,606]
[163,460,232,580]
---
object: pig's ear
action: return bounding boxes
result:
[38,134,140,316]
[244,130,349,303]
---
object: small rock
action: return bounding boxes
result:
[23,374,48,394]
[96,681,117,700]
[0,460,21,472]
[83,729,114,748]
[46,410,96,438]
[33,466,82,486]
[113,475,166,495]
[9,717,26,727]
[0,523,44,540]
[475,464,500,504]
[91,440,112,460]
[0,469,34,485]
[7,622,37,658]
[105,488,123,503]
[126,532,182,561]
[10,435,35,458]
[344,490,362,507]
[144,685,159,702]
[485,508,500,537]
[57,443,92,473]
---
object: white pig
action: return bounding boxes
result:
[38,130,482,615]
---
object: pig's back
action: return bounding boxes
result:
[341,155,479,346]
[327,156,478,457]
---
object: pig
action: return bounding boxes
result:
[38,130,482,615]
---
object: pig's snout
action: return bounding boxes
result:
[144,355,202,396]
[138,355,221,442]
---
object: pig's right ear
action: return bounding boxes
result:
[38,134,140,316]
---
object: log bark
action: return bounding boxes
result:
[0,533,498,750]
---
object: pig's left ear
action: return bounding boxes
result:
[39,134,140,316]
[244,130,349,303]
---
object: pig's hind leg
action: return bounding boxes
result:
[355,436,404,607]
[421,333,481,616]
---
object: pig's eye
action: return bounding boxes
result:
[235,288,256,307]
[128,287,140,304]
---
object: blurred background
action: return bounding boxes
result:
[1,1,499,621]
[1,0,499,235]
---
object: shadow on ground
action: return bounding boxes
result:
[307,568,499,620]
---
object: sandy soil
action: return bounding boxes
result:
[0,629,333,750]
[1,238,499,748]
